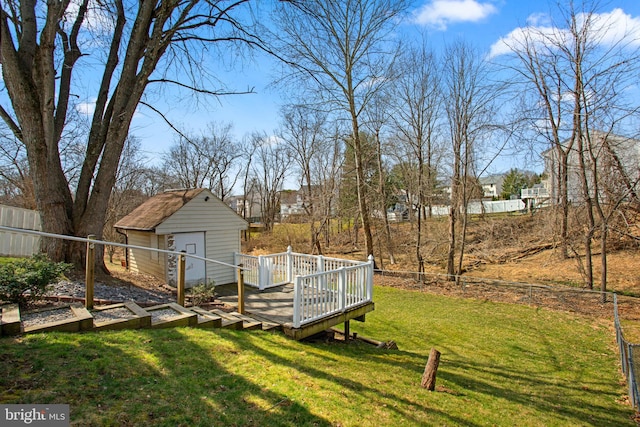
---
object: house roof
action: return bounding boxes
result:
[114,188,206,231]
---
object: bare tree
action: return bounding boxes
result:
[104,137,150,264]
[164,122,240,201]
[363,93,396,267]
[390,38,443,273]
[0,0,259,268]
[248,132,291,232]
[280,105,332,254]
[0,131,35,209]
[442,40,500,280]
[498,0,640,292]
[272,0,409,266]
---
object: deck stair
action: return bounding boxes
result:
[147,303,198,329]
[209,309,260,330]
[246,313,282,332]
[0,302,277,335]
[187,307,223,329]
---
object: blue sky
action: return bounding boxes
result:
[3,1,640,178]
[125,0,640,175]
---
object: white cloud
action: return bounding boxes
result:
[488,24,565,58]
[489,8,640,58]
[76,98,141,119]
[582,8,640,47]
[64,0,115,35]
[413,0,498,31]
[76,99,96,116]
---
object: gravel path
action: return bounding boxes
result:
[21,306,76,328]
[47,280,174,304]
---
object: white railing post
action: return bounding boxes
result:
[287,246,293,283]
[318,255,326,289]
[367,255,374,300]
[338,267,346,311]
[258,255,266,290]
[293,276,302,328]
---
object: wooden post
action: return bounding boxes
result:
[344,320,350,342]
[85,235,96,309]
[421,348,441,391]
[237,264,245,314]
[177,251,186,306]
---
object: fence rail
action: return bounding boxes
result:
[615,294,640,410]
[0,225,243,308]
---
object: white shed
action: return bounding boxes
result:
[114,188,248,287]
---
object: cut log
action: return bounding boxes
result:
[421,348,441,391]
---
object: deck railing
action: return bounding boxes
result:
[235,247,365,290]
[235,247,374,328]
[292,260,373,328]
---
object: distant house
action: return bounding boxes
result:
[543,131,640,204]
[227,191,263,223]
[115,188,247,288]
[280,190,305,219]
[479,175,504,199]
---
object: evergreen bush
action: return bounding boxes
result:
[0,254,71,307]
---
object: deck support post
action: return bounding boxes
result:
[85,235,96,309]
[344,320,350,342]
[238,264,245,314]
[177,251,186,306]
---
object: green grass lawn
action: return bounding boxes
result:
[0,286,634,426]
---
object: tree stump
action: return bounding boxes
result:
[421,348,441,391]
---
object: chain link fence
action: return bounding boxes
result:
[615,294,640,410]
[374,269,640,410]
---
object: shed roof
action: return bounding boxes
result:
[114,188,205,231]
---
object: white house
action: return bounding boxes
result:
[115,188,247,288]
[543,131,640,204]
[227,191,263,223]
[479,175,504,199]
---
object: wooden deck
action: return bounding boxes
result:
[215,283,374,340]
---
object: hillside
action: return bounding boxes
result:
[244,210,640,296]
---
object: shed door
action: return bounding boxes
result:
[173,232,206,287]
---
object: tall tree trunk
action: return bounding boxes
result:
[446,205,457,279]
[375,129,395,265]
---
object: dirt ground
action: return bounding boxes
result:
[253,212,640,296]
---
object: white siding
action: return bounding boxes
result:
[204,229,242,285]
[155,190,247,286]
[0,205,41,257]
[127,230,166,281]
[156,191,247,234]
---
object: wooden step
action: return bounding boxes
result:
[209,309,244,330]
[92,302,151,331]
[21,303,93,334]
[147,303,198,329]
[187,307,223,328]
[243,312,282,331]
[1,304,21,336]
[229,311,263,331]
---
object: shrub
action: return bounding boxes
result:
[187,281,216,306]
[0,254,72,307]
